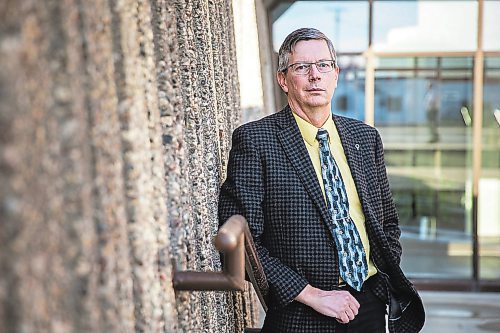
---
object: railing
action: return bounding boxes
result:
[172,215,269,312]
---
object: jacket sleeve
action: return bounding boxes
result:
[374,129,403,265]
[218,126,309,308]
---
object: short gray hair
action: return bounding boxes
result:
[277,28,337,73]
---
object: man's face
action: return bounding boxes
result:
[277,39,339,112]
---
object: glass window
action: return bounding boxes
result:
[376,57,415,69]
[273,1,369,53]
[373,1,477,52]
[483,1,500,51]
[480,56,500,280]
[375,56,474,279]
[333,56,365,121]
[417,57,439,69]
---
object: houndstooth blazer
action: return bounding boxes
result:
[218,105,425,333]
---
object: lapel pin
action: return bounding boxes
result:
[355,144,360,150]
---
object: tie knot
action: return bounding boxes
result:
[316,128,329,143]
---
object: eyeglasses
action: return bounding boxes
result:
[285,60,336,75]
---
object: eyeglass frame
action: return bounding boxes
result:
[282,60,337,75]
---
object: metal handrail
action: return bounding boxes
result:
[172,215,269,311]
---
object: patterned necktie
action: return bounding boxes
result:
[316,128,368,291]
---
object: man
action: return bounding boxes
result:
[424,82,440,143]
[218,28,425,332]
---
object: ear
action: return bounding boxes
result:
[276,71,289,93]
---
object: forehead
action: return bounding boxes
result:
[289,39,331,62]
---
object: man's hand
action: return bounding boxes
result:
[295,284,360,324]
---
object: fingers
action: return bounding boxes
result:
[336,312,349,324]
[335,291,359,323]
[337,307,357,323]
[348,298,360,316]
[311,289,361,323]
[346,306,357,320]
[340,291,360,312]
[339,291,360,309]
[335,311,353,324]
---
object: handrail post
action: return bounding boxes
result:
[171,215,268,311]
[172,215,246,291]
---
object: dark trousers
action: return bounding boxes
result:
[335,279,387,333]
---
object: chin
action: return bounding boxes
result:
[305,98,330,108]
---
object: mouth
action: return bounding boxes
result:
[306,88,325,92]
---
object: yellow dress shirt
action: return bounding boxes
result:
[292,112,377,281]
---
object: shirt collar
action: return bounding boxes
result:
[292,111,336,146]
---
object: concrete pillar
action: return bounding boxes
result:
[0,0,257,332]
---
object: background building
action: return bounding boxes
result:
[256,0,500,291]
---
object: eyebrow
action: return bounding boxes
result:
[292,59,333,63]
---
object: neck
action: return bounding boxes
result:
[289,103,330,128]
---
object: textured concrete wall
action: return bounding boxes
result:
[0,0,258,332]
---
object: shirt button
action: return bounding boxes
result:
[347,272,352,277]
[342,252,348,257]
[338,230,344,235]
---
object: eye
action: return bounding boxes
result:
[294,63,309,71]
[318,61,332,69]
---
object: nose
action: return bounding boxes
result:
[308,64,321,81]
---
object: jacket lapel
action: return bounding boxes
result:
[276,107,331,224]
[333,115,372,215]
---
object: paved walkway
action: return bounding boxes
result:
[420,291,500,333]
